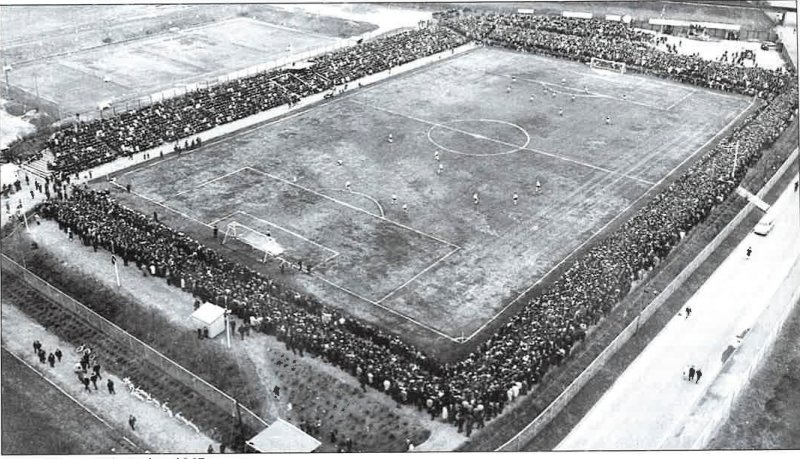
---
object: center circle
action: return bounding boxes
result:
[427,119,531,157]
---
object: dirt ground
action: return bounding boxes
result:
[11,222,466,452]
[0,348,138,455]
[709,296,800,449]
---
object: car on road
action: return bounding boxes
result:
[754,219,775,236]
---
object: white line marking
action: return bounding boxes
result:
[377,246,461,304]
[666,89,698,111]
[207,210,240,226]
[2,346,141,452]
[238,211,339,257]
[490,71,668,111]
[245,166,459,248]
[462,96,758,342]
[169,167,248,200]
[354,100,656,186]
[111,181,211,228]
[312,275,461,342]
[319,188,386,218]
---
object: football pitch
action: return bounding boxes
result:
[8,16,344,116]
[103,47,752,352]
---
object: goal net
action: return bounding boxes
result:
[222,221,284,262]
[589,57,626,75]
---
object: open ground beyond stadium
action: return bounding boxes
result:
[7,16,347,116]
[98,46,751,354]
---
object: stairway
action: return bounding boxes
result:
[22,150,54,179]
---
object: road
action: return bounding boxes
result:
[556,177,800,450]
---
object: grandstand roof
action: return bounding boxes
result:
[246,419,321,453]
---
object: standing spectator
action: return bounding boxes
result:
[128,415,136,430]
[55,348,62,362]
[107,379,115,394]
[47,352,56,368]
[695,369,703,384]
[688,365,696,382]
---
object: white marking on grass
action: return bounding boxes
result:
[245,166,459,248]
[110,181,211,228]
[169,167,249,200]
[377,246,461,303]
[461,95,758,343]
[238,210,340,258]
[426,118,531,157]
[207,210,240,227]
[319,188,386,218]
[2,346,141,451]
[312,275,461,342]
[356,100,656,186]
[666,89,698,111]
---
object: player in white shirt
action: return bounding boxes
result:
[536,180,542,193]
[513,193,519,205]
[473,192,480,207]
[605,116,611,125]
[437,163,444,176]
[434,150,440,162]
[345,181,352,191]
[402,204,408,213]
[506,86,511,93]
[388,133,393,143]
[392,194,397,205]
[558,108,563,117]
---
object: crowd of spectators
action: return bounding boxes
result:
[33,14,799,435]
[446,13,793,98]
[44,26,467,177]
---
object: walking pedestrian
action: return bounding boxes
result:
[685,306,692,318]
[107,379,115,394]
[92,363,102,380]
[47,353,56,367]
[128,415,136,430]
[55,348,62,362]
[746,246,752,259]
[90,373,99,390]
[688,365,696,381]
[695,369,702,384]
[33,340,41,354]
[38,349,47,364]
[82,376,92,393]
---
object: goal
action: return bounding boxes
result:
[222,221,284,262]
[589,57,626,75]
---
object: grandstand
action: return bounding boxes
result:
[2,3,798,455]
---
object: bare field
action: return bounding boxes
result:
[101,47,749,353]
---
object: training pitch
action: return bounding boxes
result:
[103,47,752,353]
[8,16,344,116]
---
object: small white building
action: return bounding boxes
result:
[190,303,226,338]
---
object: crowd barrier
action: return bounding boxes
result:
[0,254,272,435]
[496,147,798,451]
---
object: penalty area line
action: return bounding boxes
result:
[312,275,462,342]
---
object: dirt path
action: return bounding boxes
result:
[22,220,466,451]
[1,300,218,453]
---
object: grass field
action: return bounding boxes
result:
[1,348,137,454]
[101,47,751,353]
[4,13,372,117]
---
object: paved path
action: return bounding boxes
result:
[1,301,219,453]
[557,177,800,450]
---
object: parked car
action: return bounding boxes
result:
[760,41,782,51]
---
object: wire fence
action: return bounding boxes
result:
[1,253,271,436]
[495,147,799,451]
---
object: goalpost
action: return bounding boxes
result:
[589,57,627,75]
[222,221,284,263]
